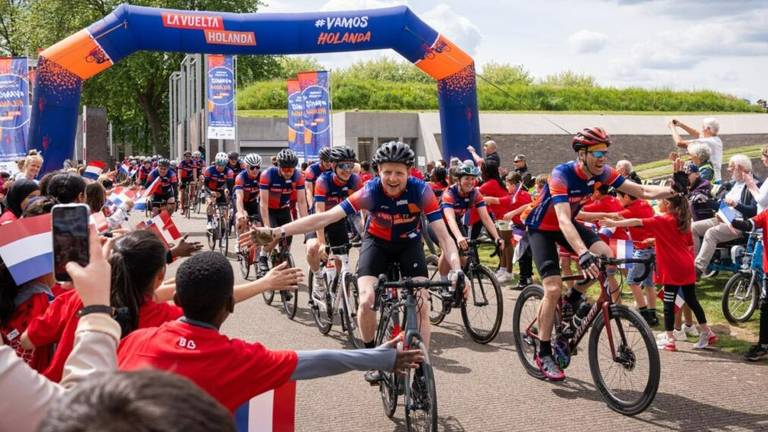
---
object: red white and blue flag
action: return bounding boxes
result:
[107,186,137,208]
[235,381,296,432]
[0,214,53,285]
[83,160,107,180]
[610,238,634,269]
[134,178,161,211]
[144,210,181,247]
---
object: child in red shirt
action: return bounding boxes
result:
[118,252,422,414]
[601,194,716,351]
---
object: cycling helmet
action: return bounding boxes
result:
[276,149,298,168]
[215,152,228,166]
[157,159,170,168]
[329,146,357,163]
[456,163,480,178]
[170,160,178,168]
[192,151,201,158]
[572,127,611,152]
[372,141,415,167]
[183,150,192,157]
[244,153,262,168]
[318,147,332,162]
[228,151,239,160]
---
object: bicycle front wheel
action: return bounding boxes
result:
[722,272,759,324]
[218,217,229,256]
[461,265,503,344]
[309,271,333,335]
[588,304,660,416]
[341,274,364,348]
[238,246,251,280]
[512,284,546,379]
[426,254,447,325]
[405,337,438,432]
[376,305,400,418]
[281,254,298,319]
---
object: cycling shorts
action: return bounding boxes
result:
[244,201,262,224]
[268,208,293,228]
[305,219,348,247]
[357,236,428,278]
[179,177,194,188]
[527,222,600,279]
[152,192,176,204]
[209,191,228,206]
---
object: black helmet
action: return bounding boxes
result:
[318,147,332,162]
[372,141,415,167]
[157,158,170,168]
[276,149,298,168]
[228,151,239,160]
[329,146,357,163]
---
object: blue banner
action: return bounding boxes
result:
[0,57,30,161]
[206,54,235,140]
[286,78,305,158]
[298,71,331,159]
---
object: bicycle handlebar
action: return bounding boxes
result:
[562,256,654,285]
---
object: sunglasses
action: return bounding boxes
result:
[337,162,354,170]
[248,165,260,171]
[589,150,608,159]
[280,167,294,173]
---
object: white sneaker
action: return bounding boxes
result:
[672,328,688,341]
[496,270,511,283]
[683,323,700,337]
[693,331,718,349]
[312,276,327,301]
[656,333,676,351]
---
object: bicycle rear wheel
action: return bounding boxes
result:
[341,274,364,348]
[588,304,660,416]
[376,305,400,418]
[308,271,333,334]
[722,272,759,324]
[461,265,503,344]
[425,254,447,325]
[405,337,438,432]
[512,284,546,379]
[238,246,251,280]
[281,253,298,319]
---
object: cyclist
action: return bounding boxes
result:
[203,152,235,231]
[177,151,198,211]
[257,149,309,273]
[525,126,688,381]
[248,142,463,359]
[304,147,333,210]
[433,162,504,278]
[146,158,178,216]
[137,158,153,187]
[227,151,245,177]
[235,153,263,234]
[306,146,362,301]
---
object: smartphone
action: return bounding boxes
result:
[52,204,90,282]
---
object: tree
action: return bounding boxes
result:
[540,70,597,88]
[0,0,29,56]
[336,57,432,83]
[478,62,533,86]
[275,56,324,80]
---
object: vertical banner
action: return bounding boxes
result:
[206,54,236,140]
[297,71,331,160]
[286,79,304,159]
[0,57,30,161]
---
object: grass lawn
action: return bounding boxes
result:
[474,244,759,355]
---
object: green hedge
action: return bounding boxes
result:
[237,79,763,113]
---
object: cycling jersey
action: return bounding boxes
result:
[259,166,305,210]
[193,158,205,176]
[137,166,152,186]
[178,159,196,181]
[441,184,485,225]
[525,161,625,231]
[234,170,261,204]
[203,165,235,193]
[227,160,245,177]
[304,162,331,187]
[146,168,178,198]
[340,177,441,242]
[313,171,362,210]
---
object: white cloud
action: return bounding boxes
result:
[319,0,404,11]
[567,30,608,54]
[421,4,482,56]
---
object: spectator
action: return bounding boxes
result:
[687,142,715,182]
[692,155,758,275]
[1,179,40,224]
[22,196,59,218]
[428,166,448,199]
[39,370,235,432]
[742,144,768,212]
[409,165,424,180]
[85,182,106,214]
[686,163,715,221]
[501,172,534,288]
[467,139,501,168]
[38,172,58,197]
[13,151,43,183]
[47,173,86,204]
[669,117,723,182]
[425,160,435,179]
[359,161,373,184]
[118,252,423,413]
[615,160,643,184]
[513,154,535,189]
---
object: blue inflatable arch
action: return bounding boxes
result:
[29,4,480,172]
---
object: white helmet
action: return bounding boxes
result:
[244,153,262,168]
[215,152,228,166]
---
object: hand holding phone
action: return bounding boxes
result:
[52,204,90,282]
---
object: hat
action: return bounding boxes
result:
[513,154,526,162]
[685,162,699,174]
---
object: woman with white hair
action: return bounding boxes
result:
[669,117,723,182]
[687,142,715,182]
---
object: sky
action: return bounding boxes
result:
[262,0,768,102]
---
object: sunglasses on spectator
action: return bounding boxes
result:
[336,162,354,170]
[589,150,608,159]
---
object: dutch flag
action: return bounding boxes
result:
[235,382,296,432]
[83,161,107,180]
[610,238,634,269]
[119,163,131,177]
[0,214,54,285]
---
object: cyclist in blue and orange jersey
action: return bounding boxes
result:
[525,126,688,381]
[304,147,333,210]
[203,152,235,231]
[146,158,178,216]
[177,151,198,211]
[247,142,464,361]
[305,146,363,300]
[257,149,309,273]
[235,153,263,234]
[432,163,503,279]
[192,151,205,177]
[136,159,153,187]
[227,152,245,178]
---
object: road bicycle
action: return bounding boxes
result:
[207,195,230,256]
[260,235,299,319]
[237,214,261,280]
[512,256,660,416]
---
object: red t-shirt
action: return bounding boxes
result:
[409,167,424,180]
[118,320,298,413]
[618,199,656,248]
[641,214,696,285]
[749,209,768,272]
[26,290,183,382]
[580,195,630,241]
[478,180,509,220]
[1,293,52,373]
[359,172,373,185]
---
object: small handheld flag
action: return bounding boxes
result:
[83,161,107,180]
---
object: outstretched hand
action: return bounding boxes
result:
[382,333,424,371]
[171,234,203,258]
[671,158,689,194]
[261,262,304,291]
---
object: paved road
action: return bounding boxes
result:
[156,211,767,432]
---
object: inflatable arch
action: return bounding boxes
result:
[30,4,480,172]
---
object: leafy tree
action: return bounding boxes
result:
[0,0,28,56]
[275,56,324,80]
[335,57,432,83]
